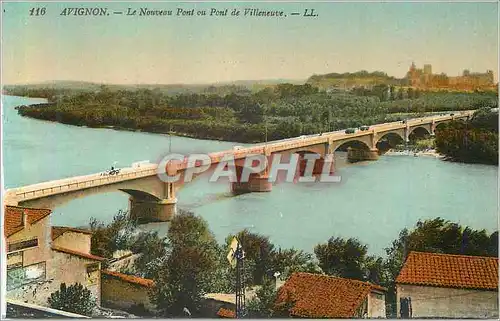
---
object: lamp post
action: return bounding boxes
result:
[228,237,246,318]
[235,243,246,318]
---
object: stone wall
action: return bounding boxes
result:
[396,284,498,318]
[101,276,154,314]
[8,251,102,307]
[52,232,91,254]
[49,251,101,305]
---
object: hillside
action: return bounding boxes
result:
[307,71,402,90]
[3,79,305,96]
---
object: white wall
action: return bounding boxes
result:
[7,251,101,307]
[52,231,91,254]
[368,290,386,318]
[396,284,498,318]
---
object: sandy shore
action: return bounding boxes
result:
[385,149,444,159]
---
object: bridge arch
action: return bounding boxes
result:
[409,125,431,136]
[375,131,405,145]
[375,132,405,151]
[119,189,161,202]
[408,126,431,141]
[330,137,373,152]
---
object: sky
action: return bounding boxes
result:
[2,1,499,84]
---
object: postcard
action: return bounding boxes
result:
[1,1,498,319]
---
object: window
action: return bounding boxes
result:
[86,263,99,286]
[6,261,46,291]
[7,252,23,270]
[8,238,38,253]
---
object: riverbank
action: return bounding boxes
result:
[385,148,444,159]
[3,94,498,257]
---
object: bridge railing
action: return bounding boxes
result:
[9,164,160,202]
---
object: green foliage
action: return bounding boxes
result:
[89,210,169,277]
[47,282,96,316]
[13,83,497,143]
[225,229,275,285]
[414,138,435,151]
[151,210,222,317]
[314,237,383,283]
[470,107,499,132]
[247,278,279,318]
[89,210,136,259]
[270,248,322,279]
[131,231,169,279]
[435,110,498,165]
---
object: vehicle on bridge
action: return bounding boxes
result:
[132,160,150,168]
[345,128,357,134]
[100,167,121,176]
[360,125,370,131]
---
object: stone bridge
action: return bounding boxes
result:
[3,111,473,222]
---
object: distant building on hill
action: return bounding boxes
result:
[405,62,495,90]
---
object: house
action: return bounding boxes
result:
[101,269,155,315]
[50,225,105,304]
[275,272,386,318]
[203,288,258,318]
[396,251,498,318]
[4,206,105,307]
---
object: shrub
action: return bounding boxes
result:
[47,282,96,316]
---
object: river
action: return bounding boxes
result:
[2,95,498,255]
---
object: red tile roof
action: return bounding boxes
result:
[396,251,498,291]
[102,270,154,288]
[275,272,385,318]
[4,206,52,238]
[51,245,105,262]
[217,308,235,318]
[51,226,92,240]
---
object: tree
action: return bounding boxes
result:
[131,231,169,279]
[471,108,498,132]
[407,87,414,99]
[47,283,96,316]
[389,86,396,100]
[314,237,368,280]
[397,88,404,100]
[226,229,275,285]
[270,248,322,279]
[435,120,498,165]
[89,210,136,259]
[150,210,222,317]
[247,278,278,318]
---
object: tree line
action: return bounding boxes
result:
[435,108,498,165]
[11,84,498,143]
[68,209,499,317]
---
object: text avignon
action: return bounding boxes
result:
[60,8,108,16]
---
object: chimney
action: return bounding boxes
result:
[22,210,28,227]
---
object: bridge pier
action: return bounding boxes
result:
[129,196,177,223]
[231,173,272,195]
[347,147,379,163]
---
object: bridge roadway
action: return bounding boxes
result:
[4,111,474,209]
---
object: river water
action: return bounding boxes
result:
[2,95,498,255]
